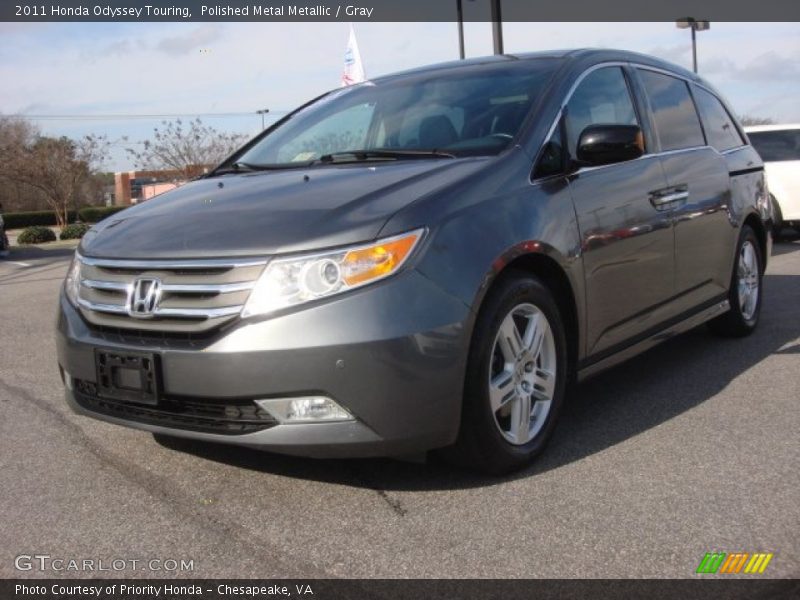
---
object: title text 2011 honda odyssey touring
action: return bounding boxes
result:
[57,49,772,473]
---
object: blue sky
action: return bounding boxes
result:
[1,21,798,171]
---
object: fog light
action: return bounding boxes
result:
[255,396,353,423]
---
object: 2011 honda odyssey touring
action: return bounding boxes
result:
[57,49,772,473]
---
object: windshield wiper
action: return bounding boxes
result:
[317,149,456,163]
[209,162,262,176]
[208,150,456,176]
[209,161,305,176]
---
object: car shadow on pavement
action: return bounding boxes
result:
[154,269,800,491]
[0,250,74,287]
[4,245,77,261]
[772,232,800,256]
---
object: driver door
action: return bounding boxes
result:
[564,66,675,358]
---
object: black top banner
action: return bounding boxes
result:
[3,0,800,22]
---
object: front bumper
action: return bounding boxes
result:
[56,270,471,458]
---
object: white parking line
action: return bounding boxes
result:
[6,261,32,267]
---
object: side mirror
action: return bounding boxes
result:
[576,124,644,167]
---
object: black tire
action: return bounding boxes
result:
[708,225,763,337]
[771,196,784,241]
[446,271,568,474]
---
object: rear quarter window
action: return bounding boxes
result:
[692,86,744,152]
[638,69,705,152]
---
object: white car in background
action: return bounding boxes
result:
[745,124,800,238]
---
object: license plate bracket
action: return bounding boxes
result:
[95,349,160,406]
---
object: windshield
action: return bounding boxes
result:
[748,129,800,162]
[235,59,560,167]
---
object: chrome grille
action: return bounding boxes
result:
[75,255,266,333]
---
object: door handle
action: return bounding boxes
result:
[649,186,689,210]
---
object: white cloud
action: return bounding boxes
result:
[703,51,800,82]
[156,24,224,55]
[1,21,798,169]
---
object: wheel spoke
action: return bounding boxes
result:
[746,282,757,315]
[489,370,515,412]
[498,313,524,361]
[523,312,548,359]
[508,392,532,444]
[533,367,556,401]
[744,278,752,309]
[747,246,758,274]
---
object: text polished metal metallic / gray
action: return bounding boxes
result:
[56,49,771,470]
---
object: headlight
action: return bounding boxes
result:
[242,229,424,318]
[64,253,81,307]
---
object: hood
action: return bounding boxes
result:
[81,158,489,259]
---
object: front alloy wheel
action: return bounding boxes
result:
[489,303,557,445]
[447,272,567,474]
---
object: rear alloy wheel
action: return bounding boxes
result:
[448,272,567,474]
[709,225,763,337]
[736,240,761,322]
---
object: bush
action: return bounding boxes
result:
[59,222,91,240]
[17,226,57,245]
[2,206,127,229]
[2,210,77,229]
[78,205,127,223]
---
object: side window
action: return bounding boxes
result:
[564,67,639,159]
[693,86,744,152]
[638,70,705,151]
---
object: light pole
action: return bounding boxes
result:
[490,0,503,55]
[456,0,465,59]
[256,108,270,130]
[456,0,502,59]
[676,18,710,74]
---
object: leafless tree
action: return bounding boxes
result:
[125,118,249,179]
[0,117,109,228]
[739,115,775,127]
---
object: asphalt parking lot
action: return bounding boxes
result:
[0,238,798,579]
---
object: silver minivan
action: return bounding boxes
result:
[57,49,772,473]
